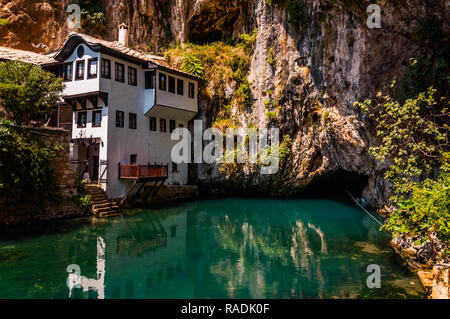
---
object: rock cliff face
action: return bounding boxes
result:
[1,0,447,207]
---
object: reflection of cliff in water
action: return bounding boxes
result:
[186,199,380,298]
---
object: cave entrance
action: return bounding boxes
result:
[185,2,245,44]
[188,28,224,44]
[296,169,369,201]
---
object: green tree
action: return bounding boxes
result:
[0,120,62,203]
[354,86,449,255]
[0,61,63,127]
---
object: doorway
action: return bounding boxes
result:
[92,156,99,181]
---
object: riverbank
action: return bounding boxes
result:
[0,199,89,227]
[391,237,450,299]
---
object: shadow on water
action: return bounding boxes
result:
[0,197,426,299]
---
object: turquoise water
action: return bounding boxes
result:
[0,198,425,299]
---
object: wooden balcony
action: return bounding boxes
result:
[119,163,168,181]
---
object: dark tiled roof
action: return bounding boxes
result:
[57,32,204,81]
[0,46,57,65]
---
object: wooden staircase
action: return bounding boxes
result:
[86,184,121,217]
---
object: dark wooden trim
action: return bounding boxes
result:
[75,60,85,81]
[88,96,98,108]
[188,82,195,99]
[92,110,102,128]
[128,66,137,86]
[158,72,167,91]
[115,62,125,83]
[76,111,87,128]
[129,112,137,129]
[64,91,108,110]
[87,57,98,79]
[116,110,124,128]
[63,62,73,82]
[101,58,111,79]
[168,75,176,93]
[160,118,167,132]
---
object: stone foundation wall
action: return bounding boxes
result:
[136,185,199,207]
[0,126,81,226]
[26,127,77,198]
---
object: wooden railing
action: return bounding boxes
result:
[119,163,168,180]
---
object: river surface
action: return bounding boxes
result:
[0,198,425,299]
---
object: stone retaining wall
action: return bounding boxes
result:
[25,126,77,198]
[136,185,199,207]
[0,126,81,226]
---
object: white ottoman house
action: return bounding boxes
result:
[50,26,202,199]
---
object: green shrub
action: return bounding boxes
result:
[165,40,253,120]
[354,87,449,253]
[238,29,258,55]
[267,48,275,65]
[73,193,92,208]
[266,110,277,119]
[0,19,11,26]
[180,53,205,77]
[0,121,62,203]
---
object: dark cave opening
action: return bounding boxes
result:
[185,2,246,44]
[296,169,369,201]
[188,28,224,44]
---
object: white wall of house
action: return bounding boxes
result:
[156,70,197,113]
[65,46,199,199]
[99,54,193,199]
[68,44,108,189]
[64,44,100,96]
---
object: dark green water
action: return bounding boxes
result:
[0,198,425,299]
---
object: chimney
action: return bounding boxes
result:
[118,23,128,47]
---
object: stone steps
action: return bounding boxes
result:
[93,205,120,214]
[85,184,122,218]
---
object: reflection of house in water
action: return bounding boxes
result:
[116,218,167,256]
[68,211,193,299]
[104,211,192,298]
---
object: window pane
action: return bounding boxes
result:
[88,59,97,78]
[169,120,175,133]
[149,117,156,131]
[128,67,137,86]
[115,63,124,82]
[76,61,84,79]
[116,111,124,127]
[77,112,87,127]
[160,119,166,132]
[168,76,175,93]
[101,59,111,78]
[64,63,72,81]
[177,79,184,95]
[159,73,166,91]
[129,113,136,129]
[92,111,101,127]
[189,82,195,98]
